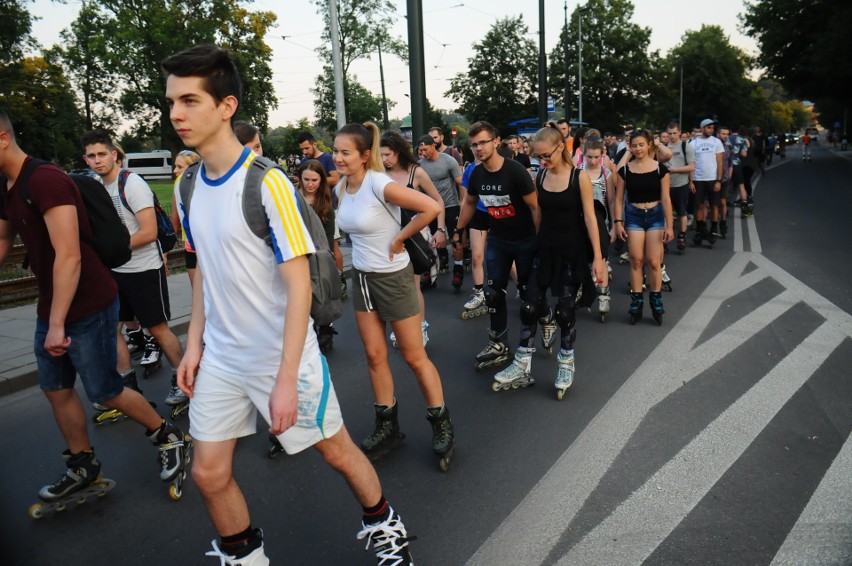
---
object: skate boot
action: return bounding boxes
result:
[451,263,464,292]
[92,369,142,423]
[420,264,437,291]
[38,449,102,502]
[357,506,415,566]
[340,273,348,301]
[147,420,191,499]
[475,331,511,371]
[438,252,449,274]
[555,350,575,400]
[618,250,630,264]
[607,260,613,282]
[461,288,487,319]
[268,434,285,458]
[125,327,146,358]
[463,248,472,273]
[361,402,405,461]
[650,290,665,326]
[597,286,611,323]
[140,335,162,377]
[720,219,728,239]
[746,196,755,216]
[165,371,189,419]
[421,320,429,348]
[426,406,454,472]
[661,264,672,292]
[629,291,644,325]
[317,324,338,355]
[539,311,557,356]
[708,222,719,244]
[676,231,686,254]
[692,222,706,247]
[493,347,535,392]
[741,199,751,217]
[206,528,269,566]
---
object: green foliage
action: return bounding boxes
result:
[263,118,314,160]
[742,0,852,129]
[446,16,538,136]
[312,68,387,132]
[64,0,277,150]
[0,0,36,65]
[548,0,655,132]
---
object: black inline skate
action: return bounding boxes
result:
[268,434,286,458]
[451,264,464,293]
[92,369,146,425]
[361,402,405,461]
[720,219,728,239]
[125,327,146,358]
[340,273,348,301]
[316,324,337,355]
[29,449,116,519]
[426,406,454,472]
[677,232,686,254]
[649,290,665,325]
[146,421,192,501]
[140,335,162,377]
[475,331,511,371]
[629,291,644,325]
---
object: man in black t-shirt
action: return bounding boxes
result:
[454,121,540,373]
[506,134,531,173]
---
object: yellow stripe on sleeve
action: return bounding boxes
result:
[264,169,310,256]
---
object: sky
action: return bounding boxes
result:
[28,0,759,129]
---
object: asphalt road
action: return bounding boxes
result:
[1,143,850,565]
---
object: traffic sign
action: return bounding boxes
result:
[451,127,457,138]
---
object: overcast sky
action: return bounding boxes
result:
[29,0,759,128]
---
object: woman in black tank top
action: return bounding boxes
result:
[502,124,605,399]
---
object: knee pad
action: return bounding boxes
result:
[519,301,539,326]
[484,281,507,308]
[554,301,576,329]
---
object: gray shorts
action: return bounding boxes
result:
[352,262,420,322]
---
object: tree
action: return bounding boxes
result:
[0,0,36,66]
[311,0,407,127]
[741,0,852,129]
[446,16,538,136]
[548,0,656,132]
[67,0,277,150]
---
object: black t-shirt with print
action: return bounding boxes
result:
[467,158,536,239]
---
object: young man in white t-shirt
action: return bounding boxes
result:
[690,119,725,245]
[164,44,412,566]
[82,130,186,405]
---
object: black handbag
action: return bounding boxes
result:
[369,176,436,274]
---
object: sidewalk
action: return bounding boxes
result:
[0,242,352,397]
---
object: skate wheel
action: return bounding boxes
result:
[557,388,565,401]
[511,381,521,390]
[77,496,87,504]
[600,313,607,323]
[491,381,501,392]
[655,317,663,326]
[461,311,469,320]
[28,502,45,519]
[55,503,66,512]
[439,453,452,473]
[169,483,182,501]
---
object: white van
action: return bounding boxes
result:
[124,150,173,180]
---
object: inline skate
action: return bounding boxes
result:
[316,324,337,355]
[125,327,146,358]
[165,371,189,420]
[93,369,148,425]
[555,350,575,400]
[140,335,162,377]
[597,286,611,323]
[677,231,686,254]
[661,264,672,292]
[146,421,192,501]
[492,347,535,392]
[720,219,728,239]
[461,288,488,319]
[649,290,665,325]
[539,312,557,356]
[268,434,286,459]
[451,264,464,293]
[426,406,454,472]
[357,507,415,566]
[361,402,405,461]
[29,449,116,519]
[390,321,429,348]
[617,251,630,265]
[629,291,644,325]
[340,273,348,301]
[475,332,511,371]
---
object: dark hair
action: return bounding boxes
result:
[0,110,15,141]
[666,121,680,131]
[297,159,333,224]
[496,141,513,159]
[627,129,655,159]
[234,121,260,145]
[335,122,383,172]
[506,134,520,143]
[296,131,316,145]
[460,141,474,164]
[380,131,418,171]
[161,44,242,106]
[428,126,444,136]
[556,118,570,127]
[469,121,499,140]
[81,129,115,152]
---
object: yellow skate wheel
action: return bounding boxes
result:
[28,502,45,519]
[557,389,565,401]
[491,381,501,392]
[168,484,182,501]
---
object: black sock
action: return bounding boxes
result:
[474,284,483,291]
[221,526,262,558]
[362,496,390,524]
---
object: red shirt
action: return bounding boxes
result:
[0,157,117,322]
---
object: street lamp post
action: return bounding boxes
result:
[377,37,390,131]
[578,7,588,124]
[563,0,570,120]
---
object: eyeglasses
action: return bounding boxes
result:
[470,138,496,150]
[532,145,562,161]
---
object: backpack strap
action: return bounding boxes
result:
[681,141,689,165]
[243,156,277,247]
[407,165,417,189]
[116,169,134,212]
[177,162,202,229]
[13,158,49,208]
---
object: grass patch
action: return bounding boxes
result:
[148,180,176,205]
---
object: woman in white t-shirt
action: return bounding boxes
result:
[334,122,455,469]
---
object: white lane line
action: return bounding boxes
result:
[771,424,852,565]
[558,321,845,565]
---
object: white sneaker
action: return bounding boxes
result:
[205,540,269,566]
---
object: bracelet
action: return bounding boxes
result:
[454,227,465,236]
[613,219,623,223]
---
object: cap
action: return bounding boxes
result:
[416,134,436,147]
[700,118,717,128]
[623,124,635,132]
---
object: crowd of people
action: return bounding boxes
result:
[0,40,784,565]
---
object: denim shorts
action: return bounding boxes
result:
[625,202,665,232]
[34,297,124,404]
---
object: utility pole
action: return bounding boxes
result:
[378,37,389,131]
[679,65,684,128]
[407,0,427,137]
[328,0,346,129]
[563,0,570,120]
[537,0,547,127]
[578,8,585,124]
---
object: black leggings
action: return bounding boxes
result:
[518,258,577,352]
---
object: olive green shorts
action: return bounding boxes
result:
[351,262,420,322]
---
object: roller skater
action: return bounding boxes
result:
[650,290,665,325]
[686,119,725,250]
[555,350,574,400]
[664,122,695,258]
[426,406,454,472]
[629,291,644,324]
[492,347,535,392]
[140,335,162,377]
[661,264,672,292]
[29,448,117,519]
[597,286,611,323]
[461,288,488,319]
[475,330,512,371]
[361,401,406,461]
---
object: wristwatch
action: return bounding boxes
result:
[439,227,448,236]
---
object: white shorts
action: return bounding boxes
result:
[188,355,343,455]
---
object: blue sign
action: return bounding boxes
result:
[547,96,556,113]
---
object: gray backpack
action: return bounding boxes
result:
[179,155,342,326]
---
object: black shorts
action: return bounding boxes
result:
[468,209,490,231]
[112,267,171,328]
[184,249,197,269]
[730,165,744,186]
[430,205,460,237]
[693,180,721,207]
[670,184,689,216]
